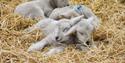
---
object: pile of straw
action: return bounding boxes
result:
[0,0,125,63]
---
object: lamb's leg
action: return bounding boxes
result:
[15,3,45,20]
[70,15,84,25]
[28,38,48,52]
[23,25,39,33]
[43,45,65,56]
[76,44,89,51]
[76,39,90,51]
[64,15,84,36]
[23,19,52,33]
[76,39,96,51]
[60,10,80,19]
[27,34,55,52]
[87,37,97,49]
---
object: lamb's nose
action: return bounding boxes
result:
[67,4,69,6]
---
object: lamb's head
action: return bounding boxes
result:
[64,17,95,47]
[76,20,92,46]
[52,21,71,43]
[75,17,98,47]
[53,15,84,43]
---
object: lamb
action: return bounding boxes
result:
[25,16,84,56]
[64,5,100,51]
[25,5,100,56]
[14,0,69,20]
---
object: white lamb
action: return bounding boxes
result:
[64,5,100,50]
[26,5,100,56]
[25,16,84,56]
[14,0,69,20]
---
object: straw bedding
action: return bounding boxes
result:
[0,0,125,63]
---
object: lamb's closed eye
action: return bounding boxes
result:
[63,28,70,32]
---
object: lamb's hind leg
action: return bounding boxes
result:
[43,45,65,56]
[76,39,96,51]
[15,3,45,20]
[23,25,37,33]
[29,6,45,20]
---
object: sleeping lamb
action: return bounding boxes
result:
[25,5,100,56]
[25,16,84,56]
[63,5,100,50]
[14,0,69,20]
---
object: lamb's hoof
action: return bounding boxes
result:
[76,44,89,52]
[43,53,52,57]
[27,48,33,53]
[43,54,48,57]
[27,45,36,53]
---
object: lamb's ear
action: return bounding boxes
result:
[70,15,84,26]
[49,0,57,8]
[64,25,77,36]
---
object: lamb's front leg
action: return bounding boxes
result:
[43,45,65,56]
[27,34,54,52]
[28,38,48,52]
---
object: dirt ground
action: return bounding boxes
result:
[0,0,125,63]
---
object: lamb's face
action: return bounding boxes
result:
[56,0,69,8]
[76,29,90,45]
[76,20,93,46]
[54,21,72,42]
